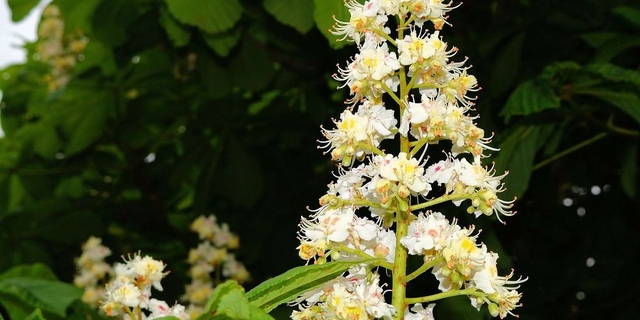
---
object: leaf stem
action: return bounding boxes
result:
[533,132,608,171]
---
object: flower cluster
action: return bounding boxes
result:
[291,266,395,320]
[101,253,189,320]
[402,211,525,317]
[73,237,113,307]
[36,4,87,91]
[295,0,524,319]
[182,214,250,318]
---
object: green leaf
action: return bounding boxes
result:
[0,278,82,317]
[612,6,640,28]
[75,41,117,76]
[160,8,192,47]
[620,144,637,198]
[7,0,40,22]
[218,137,264,208]
[592,34,640,62]
[0,264,58,282]
[577,90,640,125]
[581,32,619,49]
[246,259,377,313]
[196,281,274,320]
[584,63,640,87]
[198,53,231,97]
[164,0,243,34]
[203,28,242,57]
[24,308,46,320]
[494,125,546,199]
[64,91,112,155]
[489,32,525,96]
[313,0,352,49]
[33,123,62,159]
[500,80,561,121]
[228,39,275,91]
[264,0,314,34]
[8,174,28,213]
[91,0,138,47]
[248,90,280,115]
[56,0,102,33]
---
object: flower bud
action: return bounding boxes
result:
[397,185,410,198]
[488,303,500,317]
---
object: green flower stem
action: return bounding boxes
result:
[404,257,442,283]
[359,143,387,156]
[342,199,394,212]
[374,28,397,46]
[406,288,480,304]
[391,16,412,320]
[392,208,410,320]
[409,137,430,158]
[410,193,471,211]
[381,82,404,109]
[532,132,608,171]
[406,74,419,92]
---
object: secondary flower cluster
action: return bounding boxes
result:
[74,237,113,307]
[182,214,250,318]
[101,253,189,320]
[295,0,524,319]
[36,4,87,91]
[402,212,525,318]
[291,266,395,320]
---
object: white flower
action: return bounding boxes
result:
[377,152,431,196]
[331,0,388,45]
[299,207,355,248]
[405,303,436,320]
[334,42,400,103]
[105,280,142,308]
[131,255,166,291]
[468,252,526,318]
[401,211,459,255]
[397,29,437,66]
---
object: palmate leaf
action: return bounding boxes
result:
[246,259,378,313]
[195,281,273,320]
[164,0,243,34]
[500,79,561,122]
[493,125,553,199]
[264,0,314,34]
[0,278,82,318]
[577,90,640,125]
[585,63,640,87]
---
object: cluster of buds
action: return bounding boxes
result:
[101,253,189,320]
[296,0,525,319]
[36,4,87,91]
[182,214,250,318]
[73,237,113,307]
